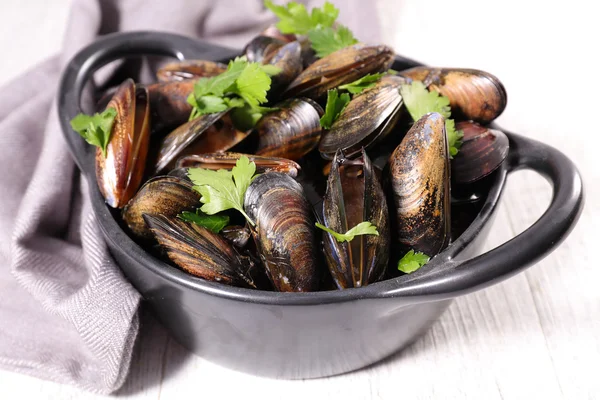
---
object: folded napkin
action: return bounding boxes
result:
[0,0,381,394]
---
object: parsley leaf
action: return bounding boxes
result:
[400,81,463,157]
[308,25,358,58]
[315,221,379,242]
[188,155,258,226]
[338,72,385,94]
[320,89,351,129]
[178,209,230,233]
[264,1,338,34]
[397,249,430,274]
[230,104,277,132]
[232,63,270,109]
[70,108,117,157]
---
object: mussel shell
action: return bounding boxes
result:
[96,78,150,208]
[157,60,226,82]
[255,98,323,160]
[122,176,200,241]
[221,225,252,249]
[244,35,286,63]
[146,80,195,131]
[452,121,509,184]
[175,152,301,177]
[144,214,256,288]
[389,112,451,256]
[264,41,304,94]
[282,43,395,99]
[244,173,321,292]
[319,75,407,159]
[400,67,507,124]
[322,149,390,289]
[260,25,297,43]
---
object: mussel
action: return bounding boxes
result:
[175,152,301,177]
[389,112,451,256]
[319,75,408,159]
[244,172,321,292]
[157,60,227,82]
[264,41,304,94]
[221,225,252,249]
[146,80,195,131]
[452,121,509,184]
[322,149,390,289]
[400,67,507,124]
[282,43,395,99]
[144,214,257,288]
[244,35,286,63]
[255,98,323,160]
[96,78,150,208]
[122,176,200,241]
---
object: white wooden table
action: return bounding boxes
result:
[1,1,598,399]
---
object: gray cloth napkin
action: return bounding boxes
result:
[0,0,381,394]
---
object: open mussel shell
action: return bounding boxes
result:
[175,152,301,177]
[264,41,304,95]
[255,98,323,160]
[157,60,226,82]
[96,78,150,208]
[389,112,451,256]
[146,80,195,131]
[452,121,509,184]
[144,214,256,288]
[282,43,395,99]
[122,176,200,241]
[221,225,252,249]
[244,172,321,292]
[319,75,408,159]
[400,67,507,124]
[244,35,286,63]
[322,149,390,289]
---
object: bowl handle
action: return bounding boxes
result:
[57,31,240,176]
[378,132,584,300]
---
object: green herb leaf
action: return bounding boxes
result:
[70,108,117,157]
[188,155,258,226]
[178,209,230,233]
[400,81,463,157]
[264,1,338,35]
[231,63,272,109]
[259,64,283,76]
[230,104,276,132]
[338,72,385,94]
[320,89,351,129]
[308,25,358,58]
[397,249,430,274]
[315,221,379,243]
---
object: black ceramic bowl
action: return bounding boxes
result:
[58,31,584,379]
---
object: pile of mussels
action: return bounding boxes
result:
[90,29,509,292]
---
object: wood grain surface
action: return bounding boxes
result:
[0,0,597,399]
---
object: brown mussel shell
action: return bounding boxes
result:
[260,25,297,43]
[389,112,451,256]
[146,80,195,131]
[255,98,323,160]
[400,67,507,124]
[319,75,408,159]
[452,121,509,184]
[244,172,321,292]
[264,41,304,94]
[244,35,286,63]
[144,214,256,288]
[175,152,301,177]
[221,225,252,249]
[122,176,200,241]
[96,78,150,208]
[322,149,390,289]
[157,60,227,82]
[282,43,395,99]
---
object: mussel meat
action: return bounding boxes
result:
[452,121,509,184]
[255,98,323,160]
[157,60,227,82]
[221,225,252,249]
[282,43,395,99]
[175,152,301,177]
[244,172,321,292]
[122,176,200,241]
[322,149,390,288]
[144,214,256,288]
[400,67,507,124]
[96,78,150,208]
[319,75,408,159]
[389,112,451,256]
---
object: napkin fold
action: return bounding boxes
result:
[0,0,381,393]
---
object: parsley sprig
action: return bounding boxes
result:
[178,209,230,233]
[316,221,379,242]
[70,108,117,157]
[400,81,463,157]
[338,73,385,94]
[188,156,258,226]
[397,249,430,274]
[320,89,350,129]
